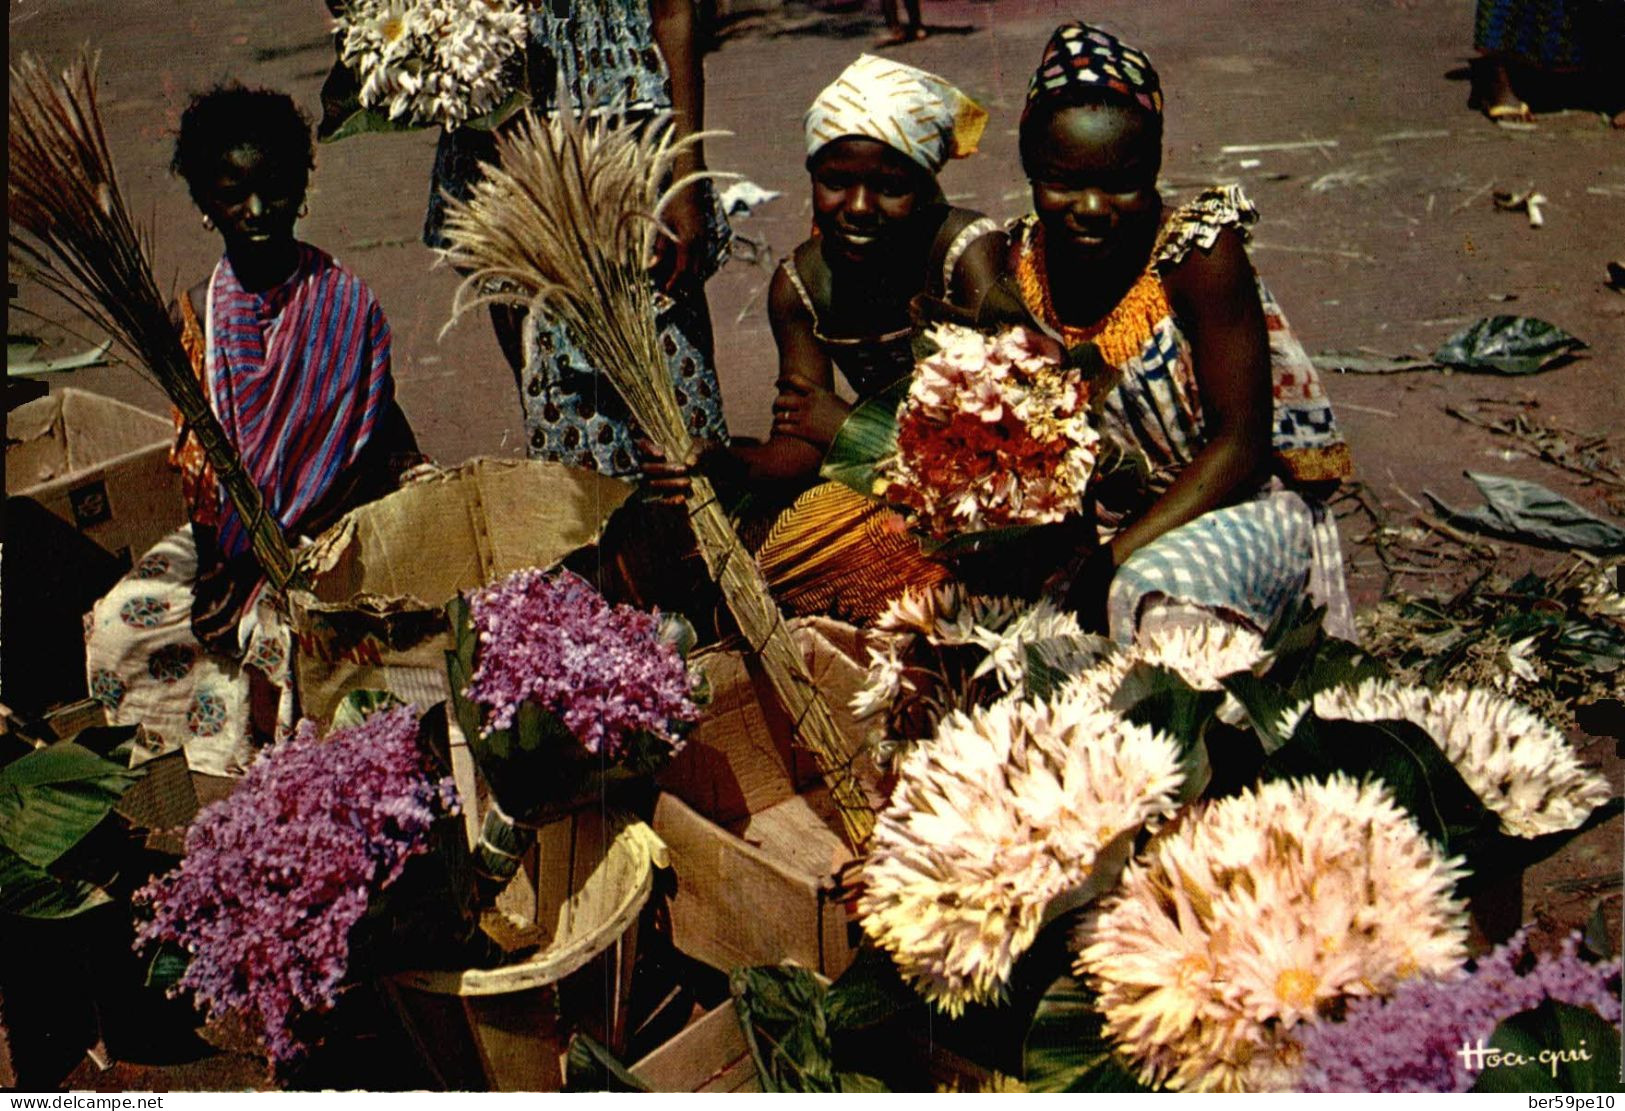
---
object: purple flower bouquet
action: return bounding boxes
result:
[1295,928,1623,1092]
[132,705,461,1067]
[445,567,702,883]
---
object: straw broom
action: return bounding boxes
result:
[8,51,298,590]
[438,107,875,846]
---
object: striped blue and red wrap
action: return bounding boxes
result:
[204,243,392,558]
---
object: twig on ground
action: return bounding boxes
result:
[1416,512,1497,559]
[1451,179,1496,214]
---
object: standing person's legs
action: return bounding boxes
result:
[879,0,925,44]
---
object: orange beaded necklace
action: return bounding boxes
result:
[1013,219,1172,369]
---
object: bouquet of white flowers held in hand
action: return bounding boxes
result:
[335,0,529,131]
[876,323,1101,540]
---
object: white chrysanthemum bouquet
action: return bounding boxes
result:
[1077,776,1472,1092]
[334,0,529,131]
[818,600,1620,1093]
[849,584,1110,761]
[859,677,1185,1016]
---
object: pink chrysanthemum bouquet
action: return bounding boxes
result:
[878,324,1101,540]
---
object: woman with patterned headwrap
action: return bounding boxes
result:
[1012,22,1357,645]
[647,54,1009,622]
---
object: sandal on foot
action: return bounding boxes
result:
[1483,100,1534,123]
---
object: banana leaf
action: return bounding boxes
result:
[820,377,908,498]
[1022,974,1148,1092]
[0,846,113,919]
[1434,316,1585,375]
[730,964,889,1093]
[1470,1000,1621,1092]
[1425,472,1625,554]
[0,741,142,869]
[322,88,532,144]
[1110,663,1223,804]
[1262,712,1623,896]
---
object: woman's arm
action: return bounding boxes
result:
[727,264,835,481]
[947,227,1009,315]
[640,264,829,498]
[1105,226,1273,567]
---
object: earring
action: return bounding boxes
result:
[201,214,215,231]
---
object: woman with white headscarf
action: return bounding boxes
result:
[646,54,1010,622]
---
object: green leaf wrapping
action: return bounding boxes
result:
[820,377,909,498]
[1262,715,1496,851]
[824,945,922,1034]
[1037,827,1140,932]
[145,943,190,991]
[565,1032,652,1092]
[1255,715,1624,896]
[1022,974,1148,1092]
[444,596,485,753]
[1469,1000,1622,1092]
[330,688,408,731]
[0,742,143,868]
[0,844,111,918]
[1240,611,1387,752]
[731,965,890,1093]
[1110,663,1222,804]
[322,85,531,143]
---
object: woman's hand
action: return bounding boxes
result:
[637,436,740,503]
[650,181,709,292]
[772,373,852,446]
[637,437,701,503]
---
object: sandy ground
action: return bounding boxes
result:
[8,0,1623,1091]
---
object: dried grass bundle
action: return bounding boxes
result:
[9,51,297,589]
[439,107,875,844]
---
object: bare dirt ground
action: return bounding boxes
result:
[9,0,1622,1091]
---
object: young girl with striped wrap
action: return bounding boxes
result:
[84,87,420,779]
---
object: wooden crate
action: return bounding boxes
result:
[631,999,759,1093]
[383,813,661,1091]
[655,791,857,979]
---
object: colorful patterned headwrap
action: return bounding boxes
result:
[804,54,989,174]
[1025,22,1163,118]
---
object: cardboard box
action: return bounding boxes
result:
[6,388,185,566]
[656,619,899,829]
[287,458,633,726]
[788,616,901,813]
[631,999,759,1093]
[655,790,857,980]
[656,643,814,826]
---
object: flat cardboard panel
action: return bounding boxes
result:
[789,617,904,812]
[289,459,633,724]
[655,792,855,978]
[6,388,185,563]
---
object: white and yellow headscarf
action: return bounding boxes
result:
[803,54,988,174]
